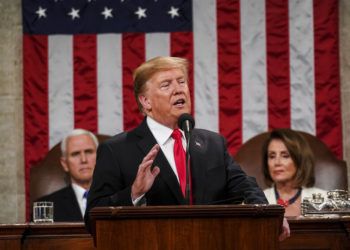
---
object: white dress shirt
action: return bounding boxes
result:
[132,117,187,205]
[71,183,88,217]
[146,116,187,183]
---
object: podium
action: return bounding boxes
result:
[89,204,284,250]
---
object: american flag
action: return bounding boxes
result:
[22,0,341,218]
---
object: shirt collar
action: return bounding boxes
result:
[146,116,184,145]
[71,183,87,200]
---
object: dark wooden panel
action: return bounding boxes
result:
[280,217,350,250]
[97,217,279,250]
[0,224,26,250]
[23,222,95,250]
[1,214,350,250]
[90,205,284,250]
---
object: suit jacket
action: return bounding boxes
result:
[38,185,83,222]
[85,118,267,226]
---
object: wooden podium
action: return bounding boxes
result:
[89,205,284,250]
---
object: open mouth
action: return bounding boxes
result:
[173,98,185,106]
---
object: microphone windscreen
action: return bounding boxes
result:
[177,113,195,130]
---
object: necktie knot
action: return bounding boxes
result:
[171,129,182,141]
[83,190,88,199]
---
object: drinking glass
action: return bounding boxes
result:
[33,201,54,223]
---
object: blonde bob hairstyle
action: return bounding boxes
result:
[262,128,315,188]
[133,56,189,113]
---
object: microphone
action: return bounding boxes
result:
[177,113,195,205]
[177,113,195,141]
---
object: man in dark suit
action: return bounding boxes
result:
[85,56,289,239]
[38,129,98,221]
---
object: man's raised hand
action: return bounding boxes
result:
[131,144,161,200]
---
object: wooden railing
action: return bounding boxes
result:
[0,210,349,249]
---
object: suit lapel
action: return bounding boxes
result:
[135,119,184,204]
[189,130,209,204]
[65,186,83,220]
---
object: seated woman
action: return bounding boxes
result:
[262,128,327,217]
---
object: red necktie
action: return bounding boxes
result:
[171,129,187,197]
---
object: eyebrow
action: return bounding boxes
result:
[268,150,289,154]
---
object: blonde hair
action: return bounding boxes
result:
[133,56,189,113]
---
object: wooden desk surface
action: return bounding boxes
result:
[281,216,350,250]
[90,205,284,250]
[0,223,94,250]
[0,217,349,250]
[0,224,27,250]
[23,222,95,250]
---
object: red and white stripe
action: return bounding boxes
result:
[24,0,341,218]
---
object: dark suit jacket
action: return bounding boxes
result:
[38,185,83,222]
[85,118,267,227]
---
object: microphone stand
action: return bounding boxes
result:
[184,121,191,205]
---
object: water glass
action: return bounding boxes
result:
[33,201,54,223]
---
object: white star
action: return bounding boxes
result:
[68,8,80,20]
[168,6,179,19]
[135,7,147,19]
[35,6,47,19]
[101,7,113,19]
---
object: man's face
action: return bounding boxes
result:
[61,134,97,188]
[139,68,191,128]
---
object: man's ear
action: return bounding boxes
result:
[139,95,151,111]
[60,157,70,173]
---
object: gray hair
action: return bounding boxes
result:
[60,129,99,157]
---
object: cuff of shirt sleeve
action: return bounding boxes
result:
[132,194,147,206]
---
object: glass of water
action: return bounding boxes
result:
[33,201,54,223]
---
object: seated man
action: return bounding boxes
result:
[37,129,98,221]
